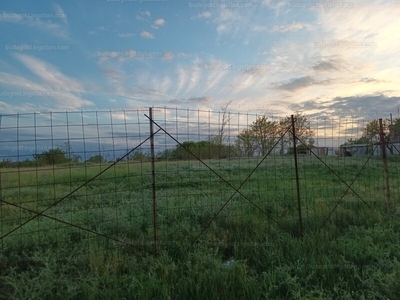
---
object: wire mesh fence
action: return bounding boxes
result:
[0,107,399,260]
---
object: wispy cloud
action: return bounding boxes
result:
[215,8,241,35]
[274,76,332,92]
[312,59,340,71]
[194,11,212,19]
[140,31,154,39]
[162,52,174,61]
[169,96,210,105]
[0,8,69,39]
[2,0,398,118]
[271,22,311,33]
[118,32,134,38]
[252,25,268,32]
[53,3,67,25]
[152,18,165,29]
[0,54,93,110]
[136,11,151,21]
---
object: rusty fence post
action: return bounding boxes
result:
[379,118,392,213]
[291,115,303,236]
[149,107,158,255]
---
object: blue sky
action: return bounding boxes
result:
[1,0,400,119]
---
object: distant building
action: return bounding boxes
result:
[373,143,400,156]
[292,146,328,156]
[339,144,373,156]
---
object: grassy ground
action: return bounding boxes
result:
[1,155,399,299]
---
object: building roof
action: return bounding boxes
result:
[341,144,371,148]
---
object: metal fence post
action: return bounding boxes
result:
[291,115,303,236]
[149,107,158,255]
[379,118,392,213]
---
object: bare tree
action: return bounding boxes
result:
[213,101,233,145]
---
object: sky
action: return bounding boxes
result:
[1,0,399,119]
[1,0,400,160]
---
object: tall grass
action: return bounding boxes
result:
[1,156,399,299]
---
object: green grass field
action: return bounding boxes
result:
[1,156,400,299]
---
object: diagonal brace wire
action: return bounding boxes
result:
[0,199,154,254]
[294,135,377,213]
[144,114,295,239]
[0,129,161,240]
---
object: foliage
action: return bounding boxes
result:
[0,158,36,168]
[361,119,390,143]
[235,128,257,157]
[388,117,400,138]
[30,142,81,166]
[156,148,175,160]
[0,143,81,168]
[341,136,371,146]
[251,116,280,156]
[86,154,106,164]
[344,117,400,146]
[33,147,70,166]
[63,142,81,163]
[130,151,149,162]
[279,112,314,146]
[286,143,315,155]
[168,140,232,160]
[235,113,314,157]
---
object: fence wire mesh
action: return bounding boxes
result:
[0,107,399,260]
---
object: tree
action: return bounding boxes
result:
[388,117,400,139]
[0,159,13,168]
[361,119,390,143]
[86,155,105,164]
[235,128,257,157]
[353,118,400,144]
[235,116,280,157]
[166,140,231,160]
[156,148,174,160]
[212,101,233,145]
[33,148,69,165]
[279,112,314,147]
[251,116,279,156]
[235,113,314,157]
[131,151,149,162]
[63,142,81,163]
[354,118,400,153]
[395,117,400,131]
[341,136,370,146]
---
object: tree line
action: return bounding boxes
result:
[0,113,313,167]
[155,112,314,160]
[2,114,399,168]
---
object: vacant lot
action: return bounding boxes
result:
[1,156,400,299]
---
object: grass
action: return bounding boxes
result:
[1,155,400,299]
